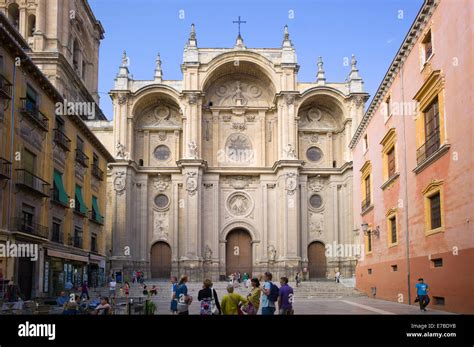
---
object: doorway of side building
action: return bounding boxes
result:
[226,228,252,277]
[150,241,172,279]
[308,241,327,279]
[17,258,33,300]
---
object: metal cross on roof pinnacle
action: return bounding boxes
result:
[233,16,247,37]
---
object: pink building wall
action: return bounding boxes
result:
[352,0,474,313]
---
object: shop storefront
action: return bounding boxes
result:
[88,254,106,288]
[44,249,89,296]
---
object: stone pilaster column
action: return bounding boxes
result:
[300,176,308,262]
[110,166,134,271]
[283,169,299,259]
[177,159,206,276]
[19,6,27,38]
[211,111,219,166]
[34,0,46,50]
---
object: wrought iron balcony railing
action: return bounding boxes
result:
[0,157,12,179]
[53,129,71,152]
[19,98,49,131]
[75,148,89,168]
[0,73,12,99]
[51,230,63,244]
[416,128,440,165]
[16,169,50,197]
[11,217,49,239]
[91,163,104,181]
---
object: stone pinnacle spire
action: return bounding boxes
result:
[154,53,162,81]
[187,23,197,47]
[316,56,326,84]
[282,24,293,47]
[348,54,362,80]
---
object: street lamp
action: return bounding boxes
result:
[361,223,380,238]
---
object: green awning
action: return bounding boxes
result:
[92,196,104,223]
[53,170,69,205]
[75,185,88,214]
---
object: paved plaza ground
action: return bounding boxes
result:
[105,281,453,315]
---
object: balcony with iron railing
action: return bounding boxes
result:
[0,73,12,99]
[75,149,89,168]
[68,235,83,249]
[91,163,104,181]
[416,129,440,165]
[11,217,49,239]
[0,157,12,179]
[51,229,64,244]
[361,196,372,213]
[16,169,50,197]
[53,129,71,152]
[19,98,49,131]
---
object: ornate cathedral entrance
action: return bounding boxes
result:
[150,242,171,279]
[308,241,327,279]
[226,229,252,276]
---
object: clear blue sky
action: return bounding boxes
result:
[89,0,424,119]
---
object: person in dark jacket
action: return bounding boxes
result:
[197,279,221,315]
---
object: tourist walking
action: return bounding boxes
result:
[245,278,261,315]
[295,272,302,287]
[221,284,247,315]
[174,276,192,315]
[80,281,89,300]
[335,271,341,283]
[415,278,430,312]
[261,272,278,315]
[123,281,130,299]
[198,279,221,315]
[108,277,116,299]
[170,276,178,314]
[278,277,294,315]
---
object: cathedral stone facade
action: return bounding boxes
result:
[88,25,369,281]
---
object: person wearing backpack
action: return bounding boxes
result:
[261,272,278,315]
[174,275,192,315]
[198,279,221,315]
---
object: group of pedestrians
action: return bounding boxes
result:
[169,271,294,315]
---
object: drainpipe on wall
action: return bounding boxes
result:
[6,59,17,283]
[400,65,412,305]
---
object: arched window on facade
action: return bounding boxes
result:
[27,14,36,37]
[7,3,20,30]
[72,39,80,72]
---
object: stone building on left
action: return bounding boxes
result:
[0,10,113,299]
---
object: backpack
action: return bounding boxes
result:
[268,282,279,302]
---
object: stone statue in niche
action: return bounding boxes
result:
[204,245,213,261]
[116,142,128,159]
[187,141,198,159]
[233,81,245,106]
[284,144,297,159]
[267,245,277,262]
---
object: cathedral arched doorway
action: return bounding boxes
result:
[308,241,327,279]
[226,229,252,277]
[150,242,171,279]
